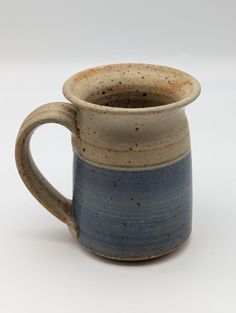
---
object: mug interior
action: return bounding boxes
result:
[63,64,200,111]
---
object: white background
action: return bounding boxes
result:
[1,1,236,312]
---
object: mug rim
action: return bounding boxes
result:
[63,63,201,114]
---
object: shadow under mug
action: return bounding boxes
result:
[15,63,200,261]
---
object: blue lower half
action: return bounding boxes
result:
[72,153,192,260]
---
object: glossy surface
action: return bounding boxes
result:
[73,152,192,260]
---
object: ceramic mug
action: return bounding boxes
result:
[15,64,200,261]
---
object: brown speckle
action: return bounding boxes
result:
[143,93,147,97]
[102,91,106,95]
[135,127,139,131]
[82,148,86,152]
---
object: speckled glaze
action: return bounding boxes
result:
[15,64,200,261]
[73,153,192,260]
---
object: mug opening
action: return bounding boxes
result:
[63,63,200,113]
[85,84,178,109]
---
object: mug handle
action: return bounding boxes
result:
[15,102,79,237]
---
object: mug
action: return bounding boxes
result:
[15,63,200,261]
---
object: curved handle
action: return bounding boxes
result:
[15,102,79,237]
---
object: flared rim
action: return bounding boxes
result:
[63,63,201,114]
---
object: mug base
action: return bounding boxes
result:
[79,239,189,262]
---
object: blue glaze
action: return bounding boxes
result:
[72,153,192,260]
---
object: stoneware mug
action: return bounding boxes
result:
[15,63,200,261]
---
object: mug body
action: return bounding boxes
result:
[63,64,200,261]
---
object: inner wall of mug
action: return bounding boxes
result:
[65,64,197,109]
